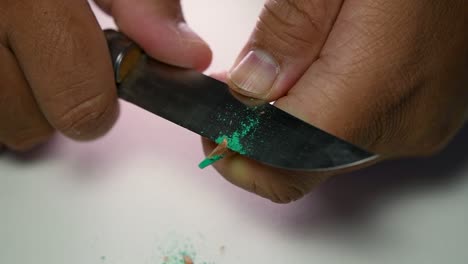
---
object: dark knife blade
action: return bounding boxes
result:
[105,30,377,171]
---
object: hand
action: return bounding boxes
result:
[0,0,211,150]
[203,0,468,203]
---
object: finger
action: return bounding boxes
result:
[201,138,328,203]
[201,136,382,203]
[6,0,118,141]
[204,73,317,202]
[95,0,212,71]
[202,74,382,202]
[209,72,228,82]
[275,0,468,156]
[228,0,344,100]
[0,45,54,151]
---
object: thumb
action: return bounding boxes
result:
[228,0,343,100]
[95,0,212,71]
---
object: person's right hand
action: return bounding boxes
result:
[0,0,211,151]
[203,0,467,203]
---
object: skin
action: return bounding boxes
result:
[204,0,468,203]
[0,0,211,150]
[1,0,466,203]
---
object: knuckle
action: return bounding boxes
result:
[285,185,307,202]
[267,182,307,204]
[350,80,459,157]
[265,0,327,30]
[351,94,412,155]
[45,64,117,140]
[54,90,114,139]
[256,0,328,55]
[267,187,301,204]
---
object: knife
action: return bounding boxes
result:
[104,29,378,171]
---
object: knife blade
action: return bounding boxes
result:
[104,30,378,171]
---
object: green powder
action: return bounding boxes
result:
[161,247,203,264]
[198,108,260,169]
[162,254,191,264]
[215,116,259,155]
[198,155,224,169]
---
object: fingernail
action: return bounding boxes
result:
[229,50,279,96]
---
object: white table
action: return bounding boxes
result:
[1,1,467,263]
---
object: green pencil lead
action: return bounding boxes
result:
[198,138,229,169]
[198,155,225,169]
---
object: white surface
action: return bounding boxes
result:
[1,1,468,264]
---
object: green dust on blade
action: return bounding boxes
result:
[198,108,260,169]
[215,116,259,155]
[198,155,224,169]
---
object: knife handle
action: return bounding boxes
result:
[104,29,142,84]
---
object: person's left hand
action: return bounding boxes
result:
[0,0,211,151]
